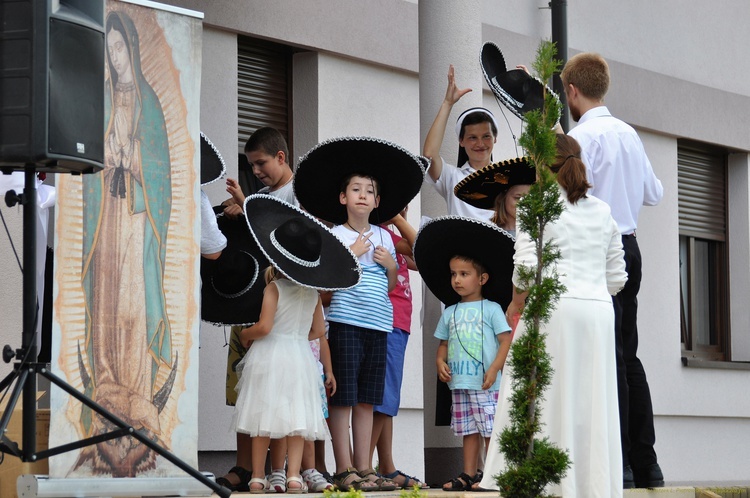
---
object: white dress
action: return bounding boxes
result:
[233,279,329,440]
[479,190,628,497]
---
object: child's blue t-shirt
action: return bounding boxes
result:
[434,299,511,391]
[328,224,395,333]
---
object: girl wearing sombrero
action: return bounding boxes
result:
[294,137,426,491]
[423,64,501,221]
[233,194,361,494]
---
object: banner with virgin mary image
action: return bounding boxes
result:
[50,0,203,478]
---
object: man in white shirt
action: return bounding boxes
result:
[562,52,664,490]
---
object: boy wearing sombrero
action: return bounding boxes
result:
[413,216,514,491]
[294,137,426,491]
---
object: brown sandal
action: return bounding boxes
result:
[332,468,379,492]
[359,468,398,491]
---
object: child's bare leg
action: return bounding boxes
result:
[302,439,316,471]
[270,437,287,473]
[251,436,271,492]
[463,433,481,476]
[329,405,353,472]
[371,412,396,474]
[314,439,328,474]
[286,435,305,490]
[352,402,374,470]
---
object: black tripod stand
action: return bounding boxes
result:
[0,169,230,498]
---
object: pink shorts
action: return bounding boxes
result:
[450,389,498,437]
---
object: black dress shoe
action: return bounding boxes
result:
[623,465,635,489]
[633,463,664,488]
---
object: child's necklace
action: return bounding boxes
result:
[345,222,370,233]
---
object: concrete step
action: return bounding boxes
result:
[216,486,750,497]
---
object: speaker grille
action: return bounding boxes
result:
[48,17,104,164]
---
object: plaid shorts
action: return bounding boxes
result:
[328,321,387,406]
[450,389,499,437]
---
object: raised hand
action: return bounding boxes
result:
[444,64,472,105]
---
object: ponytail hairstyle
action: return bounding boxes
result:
[551,134,591,204]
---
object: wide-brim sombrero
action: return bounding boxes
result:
[244,194,362,291]
[453,156,536,210]
[414,216,515,308]
[480,42,561,125]
[200,132,227,186]
[201,212,268,326]
[293,137,427,225]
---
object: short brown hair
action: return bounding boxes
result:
[450,255,487,277]
[551,134,591,204]
[561,52,610,101]
[244,126,290,162]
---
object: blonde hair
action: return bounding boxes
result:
[561,52,610,101]
[263,265,286,285]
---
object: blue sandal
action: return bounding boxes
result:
[382,470,430,489]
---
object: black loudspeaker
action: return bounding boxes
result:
[0,0,105,174]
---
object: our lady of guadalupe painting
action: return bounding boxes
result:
[51,0,203,478]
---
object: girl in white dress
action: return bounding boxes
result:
[234,194,361,493]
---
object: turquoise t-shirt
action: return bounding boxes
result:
[434,299,511,391]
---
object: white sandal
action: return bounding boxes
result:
[249,477,271,494]
[302,468,333,492]
[286,475,308,494]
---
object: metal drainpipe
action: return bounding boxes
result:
[550,0,569,132]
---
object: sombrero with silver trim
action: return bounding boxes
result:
[244,194,362,291]
[414,216,515,308]
[481,42,561,125]
[454,156,536,210]
[201,132,227,186]
[293,136,427,225]
[201,212,269,326]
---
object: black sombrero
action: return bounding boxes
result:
[201,132,227,186]
[453,156,536,210]
[414,216,515,308]
[480,42,561,124]
[293,137,426,225]
[244,194,361,291]
[201,212,269,326]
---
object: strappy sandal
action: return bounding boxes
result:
[442,472,474,491]
[268,468,287,493]
[332,468,378,492]
[381,470,430,489]
[359,468,398,491]
[215,465,252,492]
[286,475,309,494]
[248,477,271,494]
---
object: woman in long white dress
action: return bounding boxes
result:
[477,134,628,497]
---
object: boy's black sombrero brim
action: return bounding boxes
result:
[454,156,536,210]
[293,137,427,225]
[200,213,268,326]
[414,216,516,308]
[244,194,362,291]
[200,132,227,186]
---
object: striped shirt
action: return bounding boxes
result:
[329,224,395,332]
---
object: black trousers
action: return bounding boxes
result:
[613,234,658,468]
